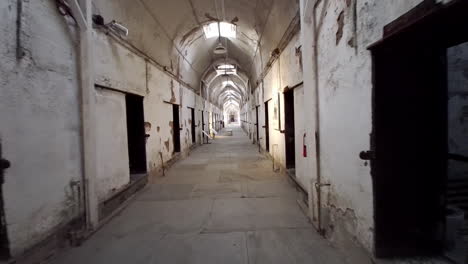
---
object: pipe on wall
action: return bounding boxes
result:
[301,0,325,234]
[72,0,99,230]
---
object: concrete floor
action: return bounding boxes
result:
[53,126,349,264]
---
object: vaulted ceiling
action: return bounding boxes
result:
[93,0,299,108]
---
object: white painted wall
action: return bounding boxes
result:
[298,0,451,255]
[94,30,221,179]
[0,0,82,255]
[0,0,221,257]
[94,33,146,96]
[241,33,305,184]
[294,86,307,189]
[95,88,130,200]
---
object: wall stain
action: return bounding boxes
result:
[164,139,170,151]
[336,11,345,45]
[170,80,176,103]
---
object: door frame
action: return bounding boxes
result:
[264,101,270,152]
[283,89,296,169]
[189,107,196,144]
[368,0,468,257]
[172,104,181,153]
[0,139,10,260]
[125,94,147,174]
[255,106,260,144]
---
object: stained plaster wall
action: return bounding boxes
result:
[95,88,129,201]
[298,0,457,256]
[0,0,221,257]
[95,29,221,181]
[92,0,199,89]
[241,33,305,186]
[0,0,82,256]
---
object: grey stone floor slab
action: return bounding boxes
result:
[53,126,348,264]
[191,183,243,199]
[244,180,298,198]
[247,228,348,264]
[204,197,310,232]
[148,232,247,264]
[136,184,195,201]
[98,199,213,236]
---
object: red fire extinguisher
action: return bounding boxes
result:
[303,133,307,157]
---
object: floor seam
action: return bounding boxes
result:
[200,226,315,234]
[199,198,216,233]
[244,231,250,264]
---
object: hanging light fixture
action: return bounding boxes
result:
[213,43,227,54]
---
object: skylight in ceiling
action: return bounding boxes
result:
[217,69,237,75]
[203,23,219,38]
[218,64,235,69]
[216,64,236,75]
[203,22,237,39]
[219,22,236,38]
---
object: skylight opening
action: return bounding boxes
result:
[219,22,236,38]
[203,23,219,38]
[203,22,237,39]
[216,69,237,75]
[216,64,236,75]
[217,64,235,69]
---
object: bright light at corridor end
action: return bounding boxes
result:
[203,22,237,39]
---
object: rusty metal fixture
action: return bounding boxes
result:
[159,152,165,176]
[0,159,10,171]
[359,150,375,160]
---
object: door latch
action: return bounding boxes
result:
[0,158,10,170]
[359,151,375,160]
[315,182,331,189]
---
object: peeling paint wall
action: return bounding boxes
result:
[293,86,306,188]
[241,33,305,183]
[298,0,450,256]
[95,88,130,200]
[0,0,222,257]
[0,0,82,256]
[93,30,221,180]
[94,33,146,96]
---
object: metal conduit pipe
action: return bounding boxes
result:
[69,0,99,230]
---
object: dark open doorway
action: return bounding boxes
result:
[201,111,205,142]
[172,104,181,153]
[264,101,270,152]
[368,0,468,258]
[125,94,147,174]
[284,90,295,169]
[190,108,196,144]
[255,106,259,144]
[0,140,10,260]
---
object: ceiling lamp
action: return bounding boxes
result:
[216,64,236,75]
[217,64,235,69]
[213,43,227,54]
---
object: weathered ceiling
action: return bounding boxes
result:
[93,0,299,108]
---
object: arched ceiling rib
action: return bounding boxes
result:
[92,0,299,108]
